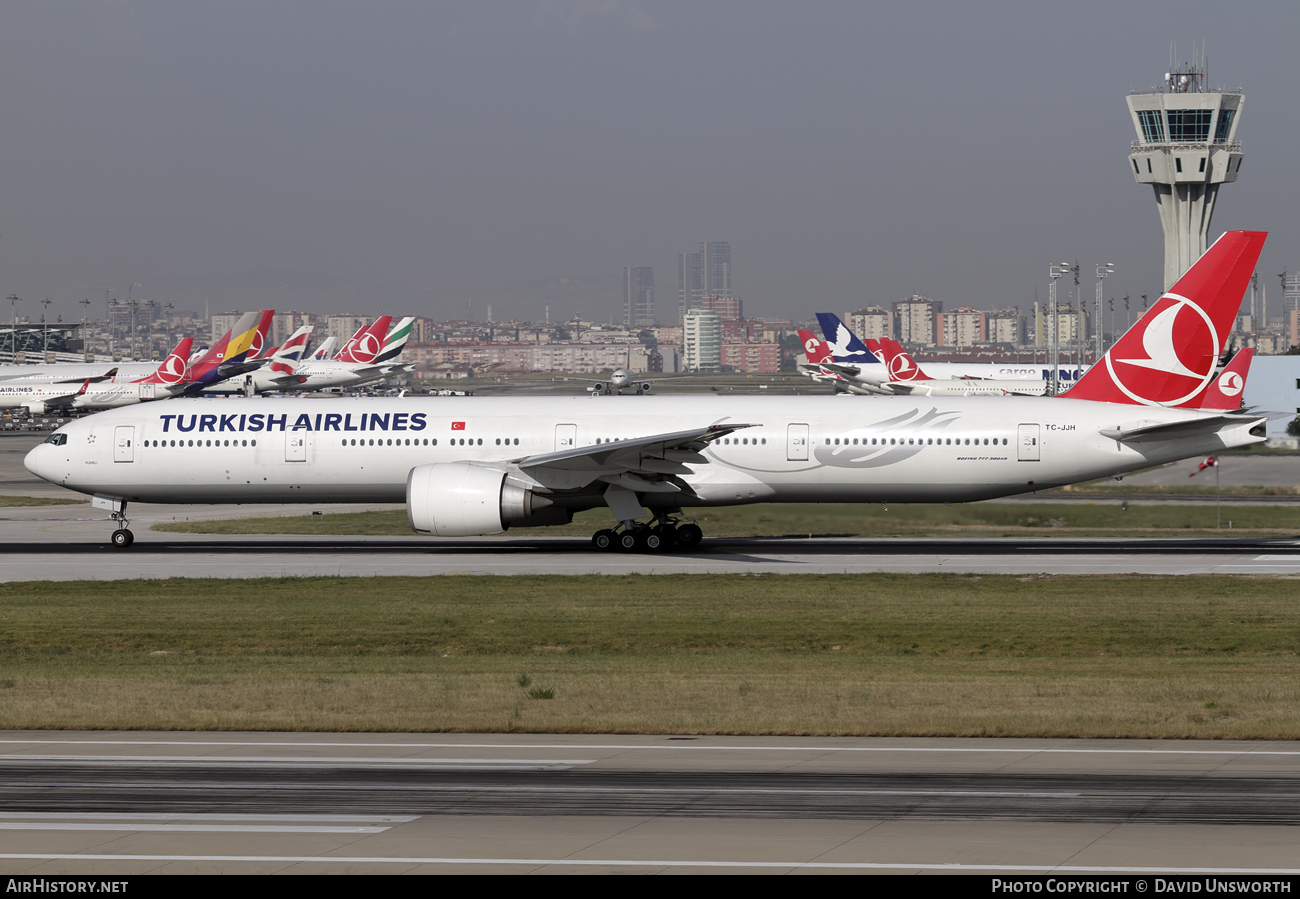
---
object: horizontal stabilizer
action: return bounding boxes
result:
[1100,414,1263,443]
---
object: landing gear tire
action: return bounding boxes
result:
[675,523,703,550]
[592,529,615,551]
[617,530,639,552]
[641,529,663,552]
[111,528,134,548]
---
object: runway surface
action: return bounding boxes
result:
[3,500,1300,577]
[4,432,1300,577]
[2,731,1299,874]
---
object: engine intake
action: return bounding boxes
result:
[406,462,556,536]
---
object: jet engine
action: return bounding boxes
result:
[406,462,567,536]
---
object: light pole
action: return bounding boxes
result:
[40,298,52,356]
[1047,263,1070,395]
[164,302,174,350]
[7,294,21,362]
[79,299,93,360]
[1095,263,1114,362]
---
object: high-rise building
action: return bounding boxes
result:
[1126,49,1244,289]
[683,308,722,372]
[678,251,703,325]
[847,307,892,342]
[703,241,731,295]
[892,295,941,346]
[678,241,730,324]
[938,307,986,347]
[986,308,1025,346]
[623,266,655,327]
[698,294,743,321]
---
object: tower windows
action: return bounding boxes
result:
[1166,109,1211,142]
[1137,109,1165,143]
[1199,157,1206,173]
[1175,157,1183,173]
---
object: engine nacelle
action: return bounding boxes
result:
[406,462,559,536]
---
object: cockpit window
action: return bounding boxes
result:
[43,433,67,446]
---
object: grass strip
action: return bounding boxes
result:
[0,495,84,507]
[151,503,1300,538]
[2,573,1299,737]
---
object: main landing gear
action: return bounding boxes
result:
[591,515,704,553]
[108,501,134,549]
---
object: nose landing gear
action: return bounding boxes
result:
[104,500,133,548]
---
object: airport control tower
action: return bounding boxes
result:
[1127,51,1243,290]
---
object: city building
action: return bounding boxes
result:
[1126,50,1244,289]
[986,308,1025,346]
[683,308,722,372]
[893,295,941,346]
[847,307,892,342]
[697,294,743,321]
[938,307,986,347]
[678,241,730,324]
[622,266,655,327]
[721,342,782,373]
[326,314,371,344]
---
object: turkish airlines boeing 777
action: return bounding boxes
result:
[25,231,1269,550]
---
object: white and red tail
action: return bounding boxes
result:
[797,329,834,364]
[311,336,337,361]
[134,337,194,386]
[1190,348,1253,411]
[247,309,276,360]
[868,337,931,382]
[335,316,393,364]
[1065,231,1266,407]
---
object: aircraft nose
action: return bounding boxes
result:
[24,442,58,484]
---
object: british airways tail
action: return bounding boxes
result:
[815,314,881,364]
[1064,231,1265,407]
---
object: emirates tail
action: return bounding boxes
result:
[1064,231,1266,407]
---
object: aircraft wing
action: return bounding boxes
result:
[1100,414,1264,443]
[514,422,760,484]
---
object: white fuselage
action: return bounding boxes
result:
[25,395,1262,510]
[0,362,156,384]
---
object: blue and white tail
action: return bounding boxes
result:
[815,313,881,364]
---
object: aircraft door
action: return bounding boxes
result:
[786,423,810,461]
[555,423,577,452]
[113,426,135,463]
[1018,424,1040,462]
[286,432,308,462]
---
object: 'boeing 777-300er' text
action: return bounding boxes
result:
[25,232,1270,550]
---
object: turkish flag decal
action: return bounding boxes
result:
[451,421,466,430]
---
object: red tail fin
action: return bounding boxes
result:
[339,316,393,364]
[1064,231,1266,406]
[1190,348,1253,411]
[247,310,275,360]
[798,329,833,363]
[878,338,931,381]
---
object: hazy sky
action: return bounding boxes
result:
[1,1,1297,325]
